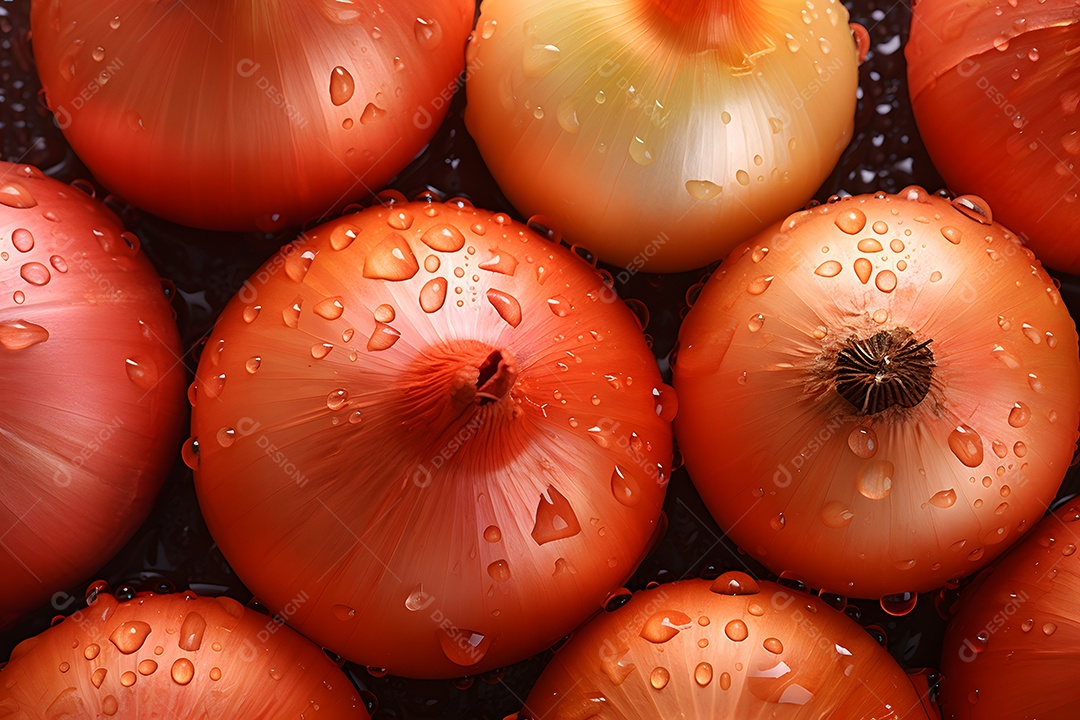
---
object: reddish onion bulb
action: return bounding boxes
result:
[907,0,1080,273]
[0,162,185,629]
[465,0,867,272]
[938,498,1080,718]
[522,575,935,718]
[0,587,370,718]
[188,197,673,678]
[674,188,1080,601]
[30,0,475,231]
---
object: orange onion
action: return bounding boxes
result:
[187,196,673,678]
[30,0,475,231]
[906,0,1080,273]
[939,498,1080,718]
[464,0,867,272]
[0,586,370,718]
[521,575,936,718]
[0,162,185,629]
[673,188,1080,601]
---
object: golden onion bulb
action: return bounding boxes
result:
[465,0,866,272]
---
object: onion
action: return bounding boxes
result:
[30,0,475,231]
[187,195,673,678]
[464,0,867,272]
[673,188,1080,602]
[0,162,185,629]
[939,498,1080,718]
[522,575,934,718]
[0,585,370,717]
[906,0,1080,273]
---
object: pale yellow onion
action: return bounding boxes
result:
[465,0,864,272]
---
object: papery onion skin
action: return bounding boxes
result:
[906,0,1080,273]
[464,0,862,272]
[29,0,474,232]
[0,162,185,630]
[0,588,370,718]
[673,188,1080,599]
[939,499,1080,719]
[189,198,672,678]
[521,576,934,719]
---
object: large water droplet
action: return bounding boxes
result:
[421,224,466,252]
[929,489,957,508]
[820,501,854,528]
[610,466,640,507]
[124,357,159,391]
[857,460,894,499]
[522,43,561,77]
[363,233,419,280]
[437,627,490,666]
[486,289,522,327]
[109,621,152,654]
[710,571,760,595]
[815,260,842,277]
[834,209,867,234]
[747,276,773,295]
[11,228,34,252]
[0,182,37,208]
[1008,402,1030,428]
[0,320,49,350]
[329,66,355,106]
[952,195,993,225]
[629,136,655,165]
[171,658,194,685]
[639,610,693,643]
[178,612,206,652]
[414,17,443,49]
[649,667,670,689]
[531,485,581,545]
[314,297,345,320]
[367,322,401,351]
[949,424,984,467]
[685,180,722,201]
[479,252,519,276]
[419,277,448,313]
[20,262,51,286]
[725,619,749,642]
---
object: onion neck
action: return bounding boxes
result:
[833,328,935,415]
[642,0,774,61]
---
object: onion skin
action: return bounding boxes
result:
[465,0,862,272]
[0,162,185,630]
[0,589,369,718]
[673,188,1080,599]
[906,0,1080,273]
[522,576,934,718]
[189,198,672,678]
[939,499,1080,719]
[29,0,474,232]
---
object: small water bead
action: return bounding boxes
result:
[857,460,894,499]
[872,221,888,234]
[854,257,873,284]
[929,489,957,508]
[858,238,883,253]
[814,260,842,277]
[847,426,877,458]
[949,424,984,467]
[820,501,854,528]
[245,356,261,374]
[725,620,749,642]
[650,667,670,690]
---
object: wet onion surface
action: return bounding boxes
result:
[2,0,1079,717]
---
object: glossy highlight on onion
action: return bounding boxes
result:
[0,586,370,718]
[674,188,1080,600]
[29,0,475,231]
[0,161,185,630]
[465,0,866,272]
[188,195,673,678]
[906,0,1080,273]
[521,575,934,718]
[939,498,1080,719]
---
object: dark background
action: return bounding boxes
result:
[2,0,1078,717]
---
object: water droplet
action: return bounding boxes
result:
[420,277,448,313]
[1007,402,1031,428]
[770,513,786,530]
[531,485,581,545]
[437,627,490,666]
[484,525,502,543]
[736,169,751,186]
[181,437,200,470]
[245,356,262,374]
[314,297,345,320]
[359,102,386,125]
[725,619,749,642]
[640,610,693,643]
[710,571,760,595]
[137,659,157,676]
[421,224,466,252]
[330,224,359,251]
[0,182,37,208]
[486,289,522,327]
[815,261,842,277]
[487,559,511,582]
[522,42,561,76]
[121,671,137,686]
[685,180,722,201]
[329,66,355,105]
[747,276,773,295]
[387,209,414,231]
[820,501,854,528]
[326,388,349,411]
[930,489,957,508]
[170,658,194,685]
[610,466,640,507]
[11,228,33,252]
[880,592,917,616]
[479,252,519,276]
[0,319,49,350]
[367,322,401,351]
[835,209,867,234]
[20,262,51,286]
[91,668,107,687]
[630,136,655,166]
[952,195,993,225]
[842,258,869,286]
[940,226,962,244]
[949,424,985,467]
[875,270,897,293]
[846,426,877,459]
[650,667,670,689]
[109,621,152,654]
[857,460,894,499]
[763,637,784,654]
